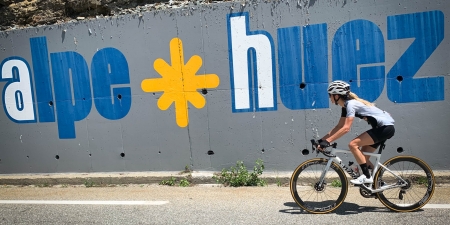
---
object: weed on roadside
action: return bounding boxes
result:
[159,177,177,186]
[180,164,193,174]
[213,159,267,187]
[179,178,190,187]
[331,179,342,187]
[413,175,429,187]
[159,176,192,187]
[84,179,96,188]
[276,177,282,187]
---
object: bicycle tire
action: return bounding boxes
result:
[374,156,435,212]
[290,158,348,214]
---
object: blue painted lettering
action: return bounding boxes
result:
[227,10,445,111]
[30,37,55,122]
[387,10,445,102]
[50,51,92,139]
[1,37,132,139]
[278,24,329,109]
[332,19,385,102]
[227,12,277,112]
[0,57,36,123]
[91,48,131,120]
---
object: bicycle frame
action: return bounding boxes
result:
[318,147,409,193]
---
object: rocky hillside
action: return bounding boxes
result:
[0,0,219,31]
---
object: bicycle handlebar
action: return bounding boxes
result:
[310,139,337,158]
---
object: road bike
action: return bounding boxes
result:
[290,139,435,214]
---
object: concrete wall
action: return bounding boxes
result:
[0,0,449,174]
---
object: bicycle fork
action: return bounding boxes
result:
[317,157,342,187]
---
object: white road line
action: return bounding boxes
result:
[385,204,450,209]
[0,200,169,205]
[422,204,450,209]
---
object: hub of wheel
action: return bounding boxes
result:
[314,182,325,192]
[401,178,412,190]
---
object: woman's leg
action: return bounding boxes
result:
[348,132,376,183]
[348,132,375,164]
[361,145,377,169]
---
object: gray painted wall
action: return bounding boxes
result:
[0,0,449,174]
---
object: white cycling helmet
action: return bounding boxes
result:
[327,80,350,95]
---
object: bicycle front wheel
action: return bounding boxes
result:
[290,158,348,214]
[374,156,435,212]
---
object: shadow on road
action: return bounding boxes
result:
[280,202,424,215]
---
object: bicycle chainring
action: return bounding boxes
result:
[359,185,376,198]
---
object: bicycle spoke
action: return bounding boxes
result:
[290,159,348,214]
[376,156,435,212]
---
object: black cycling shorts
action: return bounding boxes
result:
[366,125,395,149]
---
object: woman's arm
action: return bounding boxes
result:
[321,117,346,140]
[325,117,354,143]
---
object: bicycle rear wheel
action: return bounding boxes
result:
[290,158,348,214]
[374,156,435,212]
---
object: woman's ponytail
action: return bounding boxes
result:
[347,92,374,106]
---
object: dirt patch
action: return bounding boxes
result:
[0,0,223,31]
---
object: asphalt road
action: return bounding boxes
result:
[1,184,450,224]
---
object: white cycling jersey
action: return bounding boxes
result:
[341,99,395,128]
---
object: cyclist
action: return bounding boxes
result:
[317,80,395,185]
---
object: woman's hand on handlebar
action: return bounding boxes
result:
[317,139,331,151]
[311,139,337,158]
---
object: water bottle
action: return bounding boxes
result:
[348,161,360,178]
[352,164,360,177]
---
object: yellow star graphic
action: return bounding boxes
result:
[141,38,220,127]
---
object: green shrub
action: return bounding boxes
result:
[213,159,267,187]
